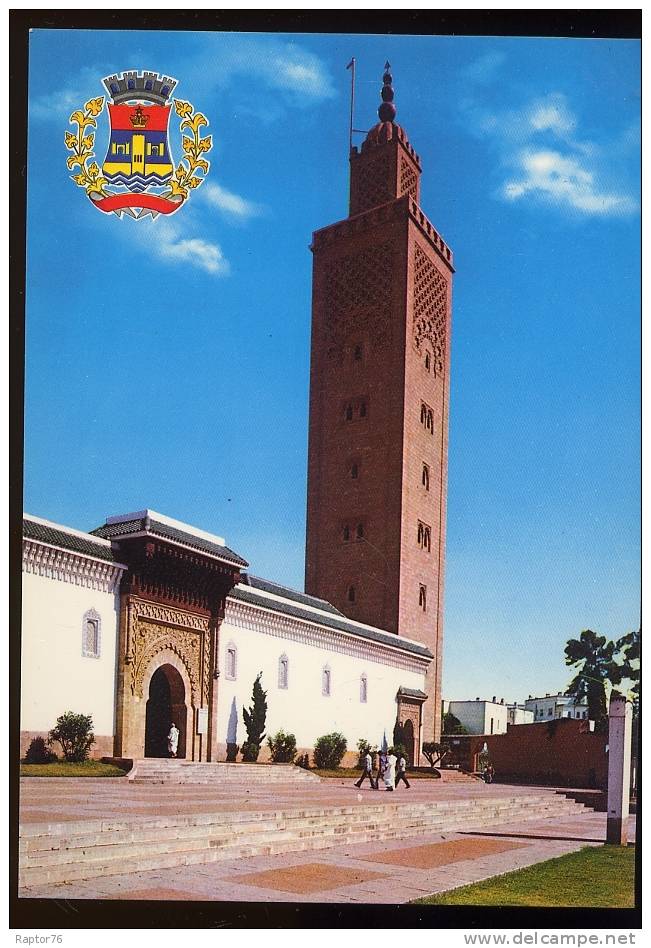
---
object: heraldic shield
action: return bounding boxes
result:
[66,69,211,219]
[102,72,175,193]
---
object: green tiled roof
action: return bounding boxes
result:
[397,686,428,700]
[245,574,345,617]
[92,516,248,568]
[229,585,432,660]
[23,518,119,563]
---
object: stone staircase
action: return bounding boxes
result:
[19,791,586,889]
[127,760,320,785]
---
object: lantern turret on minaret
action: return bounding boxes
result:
[349,63,421,216]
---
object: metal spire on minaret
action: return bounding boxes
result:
[378,61,397,124]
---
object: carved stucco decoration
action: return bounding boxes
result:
[126,598,211,705]
[322,240,395,357]
[413,242,447,377]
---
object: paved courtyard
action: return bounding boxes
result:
[19,775,635,904]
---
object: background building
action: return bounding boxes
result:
[524,693,589,722]
[446,697,509,735]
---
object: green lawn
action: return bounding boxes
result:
[413,845,635,908]
[20,761,127,778]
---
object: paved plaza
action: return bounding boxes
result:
[19,773,635,904]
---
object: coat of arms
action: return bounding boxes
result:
[65,70,211,219]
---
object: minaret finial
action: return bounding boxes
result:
[378,61,396,124]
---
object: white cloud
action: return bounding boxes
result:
[201,182,264,221]
[461,90,637,218]
[527,97,576,136]
[185,37,336,108]
[503,149,637,216]
[156,227,230,276]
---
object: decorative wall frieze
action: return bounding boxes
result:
[22,539,124,593]
[225,598,429,675]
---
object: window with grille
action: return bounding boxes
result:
[278,654,289,690]
[225,643,237,680]
[322,666,331,696]
[417,521,431,552]
[82,609,101,658]
[348,585,356,603]
[422,463,430,490]
[360,674,368,703]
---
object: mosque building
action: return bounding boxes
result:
[20,66,454,765]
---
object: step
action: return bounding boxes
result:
[19,792,586,887]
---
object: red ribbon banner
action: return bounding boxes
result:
[90,193,184,215]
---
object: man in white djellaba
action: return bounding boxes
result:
[384,751,397,791]
[167,722,180,758]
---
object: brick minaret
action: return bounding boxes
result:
[305,65,454,742]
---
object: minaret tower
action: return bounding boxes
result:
[305,65,454,742]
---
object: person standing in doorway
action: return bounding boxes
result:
[395,754,411,789]
[355,750,376,789]
[167,722,179,758]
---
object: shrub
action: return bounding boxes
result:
[241,742,259,762]
[267,730,297,763]
[23,737,57,764]
[313,732,347,769]
[356,738,377,767]
[48,712,95,762]
[296,753,311,769]
[242,673,267,762]
[225,742,239,762]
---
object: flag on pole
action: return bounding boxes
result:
[346,59,355,70]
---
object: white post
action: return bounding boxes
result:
[606,693,632,845]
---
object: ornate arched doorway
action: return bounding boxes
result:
[144,664,187,758]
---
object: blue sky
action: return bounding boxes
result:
[24,30,640,703]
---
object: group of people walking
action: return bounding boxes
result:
[355,750,410,791]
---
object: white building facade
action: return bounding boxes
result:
[524,693,589,722]
[446,698,509,735]
[20,511,432,765]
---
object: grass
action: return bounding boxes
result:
[20,761,127,778]
[412,845,636,908]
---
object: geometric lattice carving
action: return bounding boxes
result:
[351,148,393,215]
[413,242,447,377]
[323,240,394,355]
[400,158,418,201]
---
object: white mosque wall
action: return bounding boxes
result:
[217,602,428,762]
[20,566,121,757]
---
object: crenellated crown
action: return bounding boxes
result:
[103,70,177,106]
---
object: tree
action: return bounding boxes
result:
[48,711,95,762]
[565,630,623,730]
[617,627,640,714]
[422,741,450,769]
[443,711,468,735]
[242,672,267,762]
